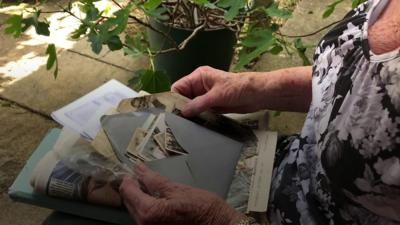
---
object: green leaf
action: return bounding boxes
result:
[322,0,343,18]
[241,28,273,48]
[128,73,142,91]
[269,45,283,55]
[124,47,139,56]
[265,3,292,19]
[269,23,280,32]
[45,44,59,78]
[351,0,367,8]
[124,33,147,56]
[4,14,23,38]
[217,0,246,21]
[71,24,89,39]
[85,3,100,21]
[36,21,50,36]
[191,0,209,5]
[135,70,171,93]
[204,2,217,9]
[294,38,312,66]
[88,31,103,54]
[236,29,276,69]
[107,35,123,51]
[110,6,132,34]
[88,5,133,55]
[19,12,50,36]
[144,7,169,21]
[46,44,56,69]
[21,17,35,32]
[98,5,132,37]
[144,0,162,10]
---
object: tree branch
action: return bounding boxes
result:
[177,22,205,49]
[277,19,342,38]
[110,0,122,8]
[55,3,85,23]
[151,22,206,55]
[128,15,178,47]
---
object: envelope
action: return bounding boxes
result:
[101,112,243,199]
[100,112,150,167]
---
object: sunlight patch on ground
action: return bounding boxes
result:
[20,12,81,49]
[0,4,28,14]
[0,9,80,84]
[0,52,47,80]
[0,0,117,87]
[0,0,120,87]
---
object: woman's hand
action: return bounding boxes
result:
[171,66,261,117]
[171,66,313,117]
[119,164,245,225]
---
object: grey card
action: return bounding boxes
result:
[145,155,195,187]
[101,112,151,166]
[164,113,243,199]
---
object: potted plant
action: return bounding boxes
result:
[3,0,311,93]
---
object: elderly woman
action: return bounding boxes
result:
[119,0,400,224]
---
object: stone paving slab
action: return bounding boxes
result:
[0,194,52,225]
[0,48,147,115]
[70,35,148,71]
[0,1,148,115]
[0,100,56,225]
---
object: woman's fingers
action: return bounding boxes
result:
[171,75,194,98]
[171,69,203,98]
[135,164,171,197]
[121,166,245,225]
[171,66,218,98]
[119,177,156,217]
[182,90,218,117]
[120,176,172,225]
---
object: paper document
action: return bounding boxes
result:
[51,79,138,139]
[247,131,277,212]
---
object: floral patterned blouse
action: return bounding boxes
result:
[268,0,400,224]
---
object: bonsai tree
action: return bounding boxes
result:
[3,0,366,93]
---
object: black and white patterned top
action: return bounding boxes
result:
[268,0,400,224]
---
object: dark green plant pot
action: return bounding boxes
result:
[147,20,237,82]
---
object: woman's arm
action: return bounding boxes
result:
[242,66,313,113]
[172,66,312,116]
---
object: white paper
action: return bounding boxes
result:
[81,102,114,139]
[51,79,138,139]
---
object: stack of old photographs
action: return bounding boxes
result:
[124,113,188,162]
[97,94,194,167]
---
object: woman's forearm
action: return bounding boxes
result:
[242,66,313,112]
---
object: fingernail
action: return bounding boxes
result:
[171,86,177,93]
[135,163,147,174]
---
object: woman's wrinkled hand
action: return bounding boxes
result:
[171,66,262,117]
[119,164,245,225]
